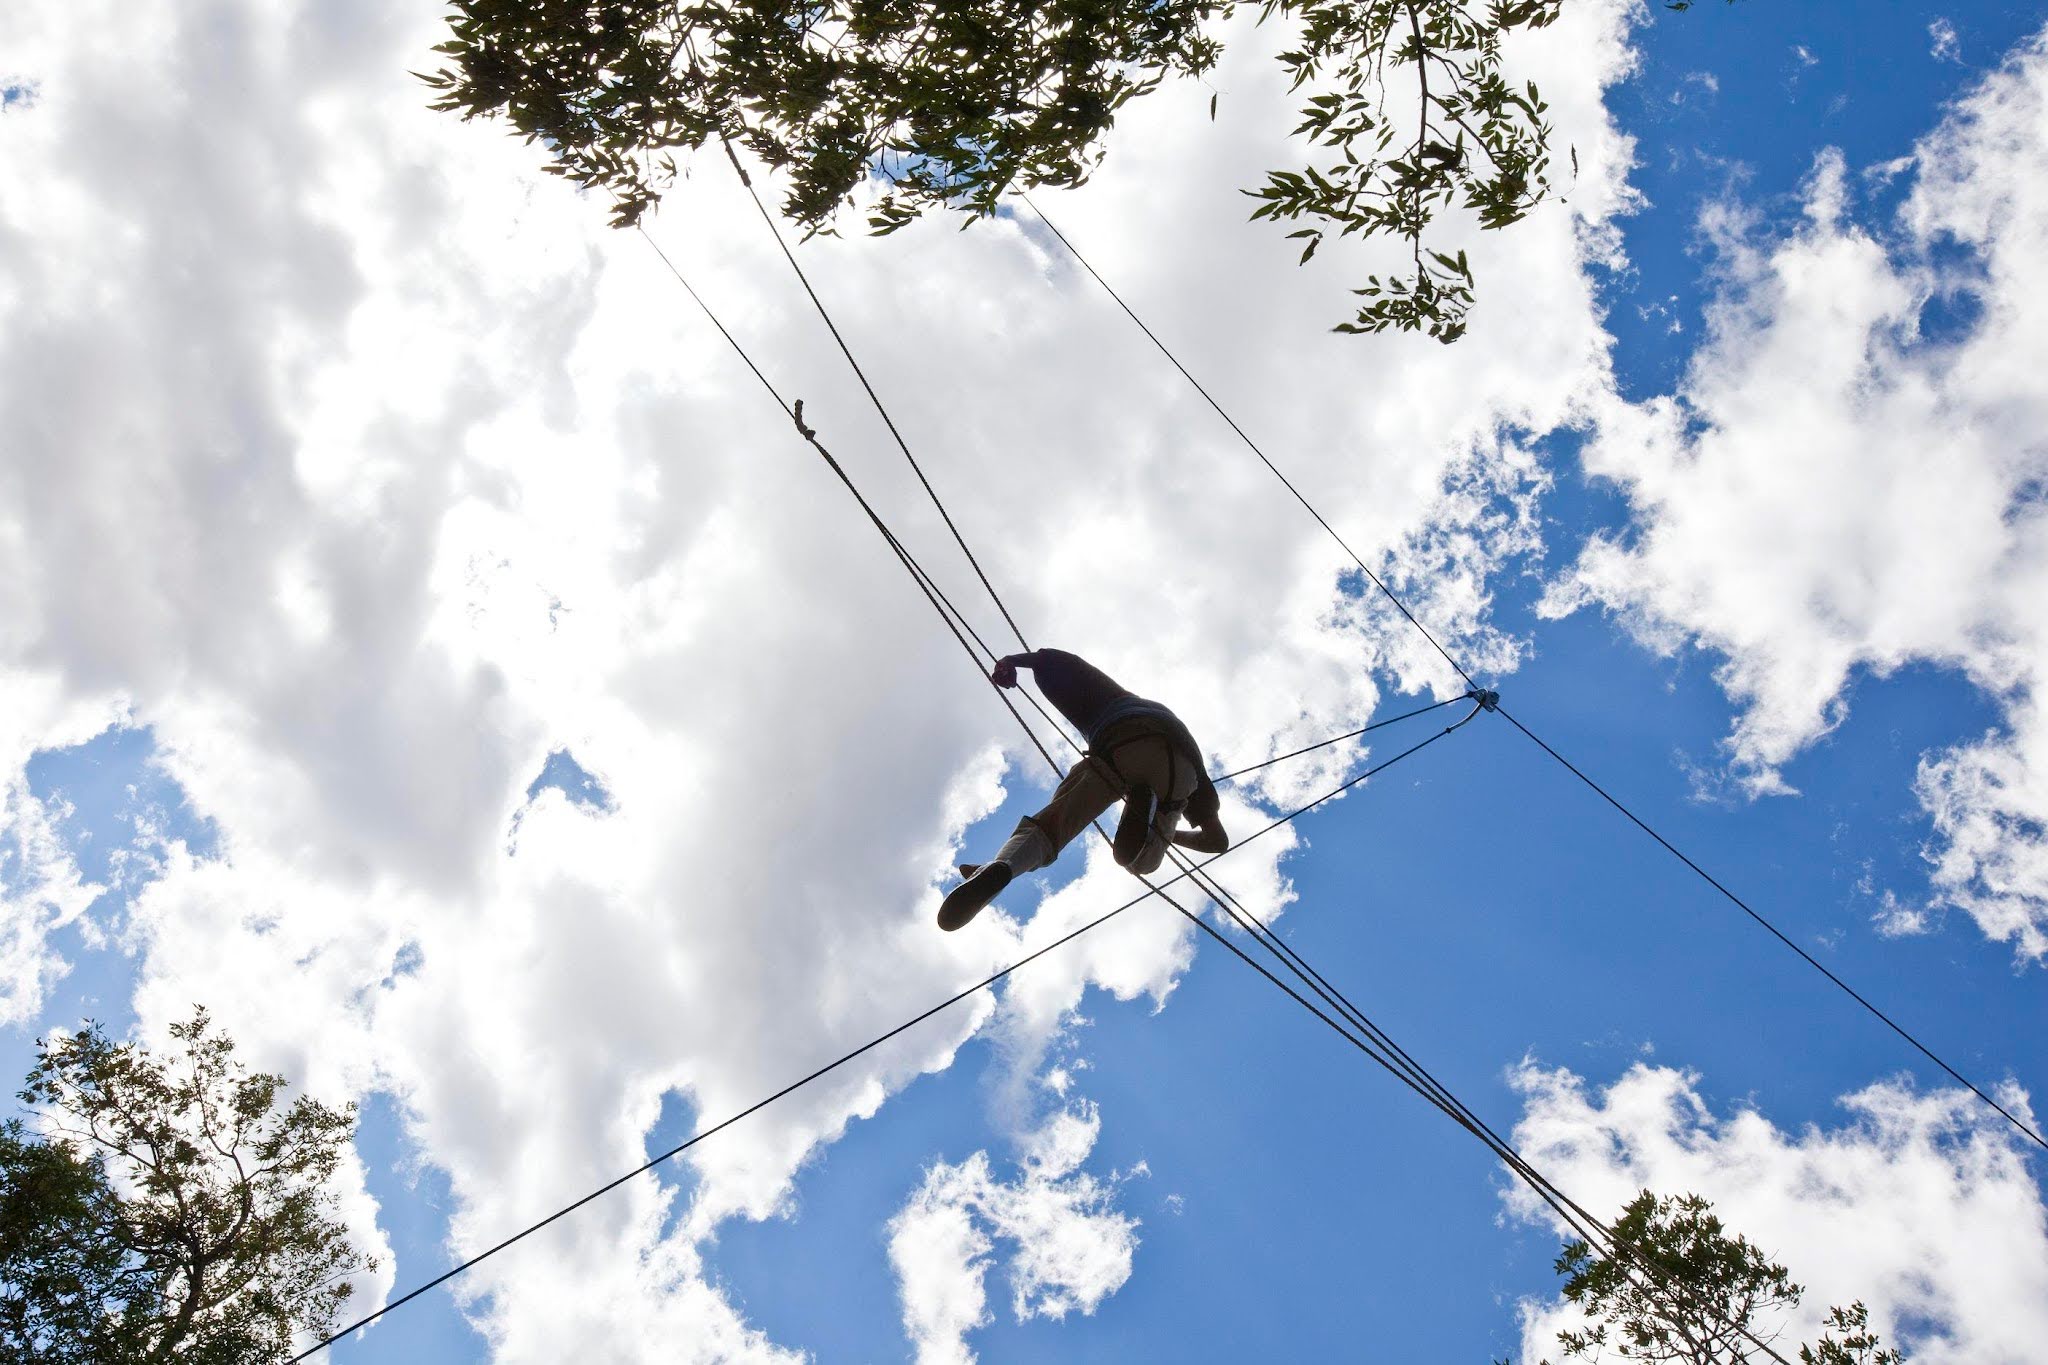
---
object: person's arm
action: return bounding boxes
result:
[1171,810,1229,854]
[991,649,1130,740]
[1171,780,1229,853]
[990,651,1045,689]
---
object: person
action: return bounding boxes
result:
[939,649,1229,931]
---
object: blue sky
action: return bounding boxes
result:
[3,0,2046,1361]
[14,489,2035,1363]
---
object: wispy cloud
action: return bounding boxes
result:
[1930,17,1962,64]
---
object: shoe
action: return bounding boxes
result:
[1113,784,1157,866]
[939,862,1013,931]
[957,863,980,879]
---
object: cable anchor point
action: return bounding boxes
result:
[1468,687,1501,712]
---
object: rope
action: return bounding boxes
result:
[644,208,1754,1349]
[305,197,1797,1362]
[295,145,1875,1362]
[1146,844,1797,1365]
[1022,195,1477,692]
[706,181,1584,1209]
[725,142,1034,657]
[295,709,1467,1360]
[715,152,1476,799]
[715,179,1792,1359]
[638,231,1007,680]
[1022,198,2044,1160]
[1498,705,2048,1155]
[1215,693,1471,783]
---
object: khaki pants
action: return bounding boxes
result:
[995,720,1200,878]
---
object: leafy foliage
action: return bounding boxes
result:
[1524,1191,1906,1365]
[2,1010,370,1363]
[421,0,1567,341]
[1,1120,147,1362]
[1799,1304,1903,1365]
[1548,1192,1800,1363]
[1247,0,1558,340]
[421,0,1224,227]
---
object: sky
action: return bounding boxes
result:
[1,0,2046,1361]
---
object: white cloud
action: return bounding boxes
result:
[1671,70,1721,107]
[1547,27,2048,959]
[890,1185,993,1365]
[1500,1061,2048,1365]
[0,775,97,1025]
[1931,18,1962,64]
[889,1102,1141,1364]
[0,678,129,1024]
[0,0,1645,1357]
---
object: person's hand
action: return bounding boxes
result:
[991,658,1019,689]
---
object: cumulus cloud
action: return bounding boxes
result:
[1547,27,2048,959]
[889,1102,1140,1364]
[0,0,1644,1357]
[1500,1061,2048,1365]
